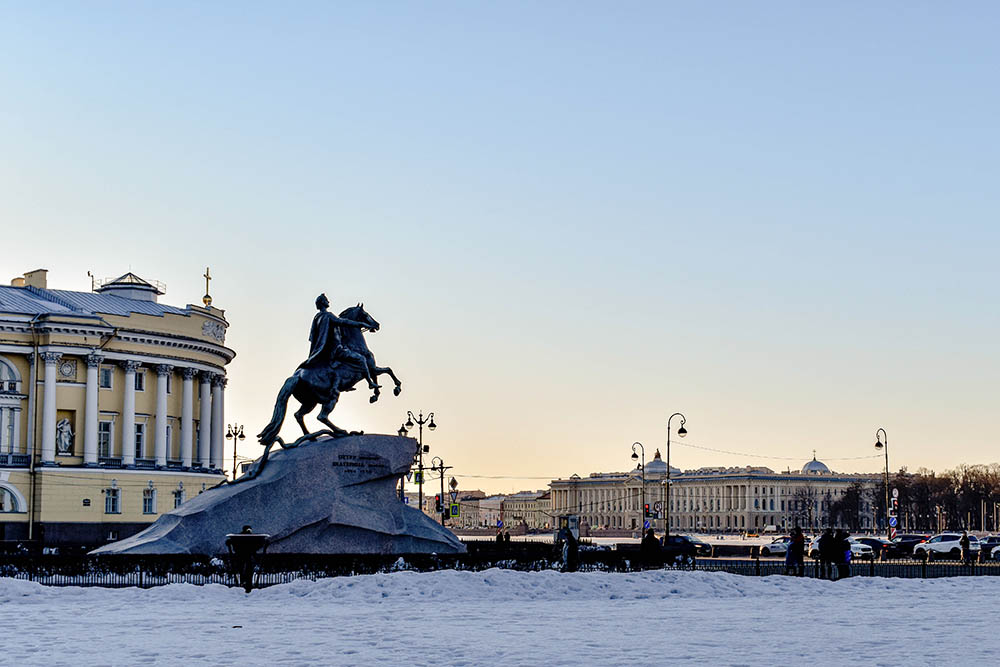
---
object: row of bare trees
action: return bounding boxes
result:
[827,464,1000,533]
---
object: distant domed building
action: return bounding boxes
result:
[643,449,680,476]
[801,455,831,475]
[549,447,879,534]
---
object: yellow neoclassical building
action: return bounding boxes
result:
[0,269,235,549]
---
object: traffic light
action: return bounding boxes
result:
[434,495,442,512]
[644,503,651,518]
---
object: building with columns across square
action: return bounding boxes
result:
[0,269,234,549]
[548,449,880,535]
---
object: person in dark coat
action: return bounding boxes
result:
[785,527,806,576]
[559,528,580,572]
[640,528,662,569]
[817,528,835,580]
[960,531,971,564]
[834,529,851,580]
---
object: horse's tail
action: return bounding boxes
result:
[257,375,298,446]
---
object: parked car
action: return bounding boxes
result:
[661,535,697,563]
[912,533,980,560]
[760,536,792,557]
[891,533,930,557]
[990,544,1000,561]
[807,536,874,560]
[976,535,1000,561]
[854,536,899,560]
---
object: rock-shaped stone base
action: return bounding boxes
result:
[91,434,465,555]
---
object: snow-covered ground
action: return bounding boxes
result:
[3,569,997,666]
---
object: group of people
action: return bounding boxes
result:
[814,528,854,580]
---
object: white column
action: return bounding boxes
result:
[210,375,225,470]
[0,408,6,454]
[198,372,212,468]
[83,352,103,465]
[11,408,21,455]
[180,368,195,468]
[39,351,62,464]
[154,364,172,467]
[120,360,140,466]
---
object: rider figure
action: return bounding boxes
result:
[299,294,378,390]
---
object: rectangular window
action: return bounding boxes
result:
[135,371,145,392]
[142,488,156,514]
[99,367,113,389]
[105,488,120,514]
[134,423,145,459]
[98,421,113,457]
[166,374,172,394]
[173,490,184,508]
[166,424,173,456]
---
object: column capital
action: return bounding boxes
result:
[86,351,105,368]
[155,364,175,376]
[40,351,63,365]
[212,375,228,389]
[118,360,142,373]
[199,370,216,384]
[181,367,198,380]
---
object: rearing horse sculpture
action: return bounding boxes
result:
[257,304,402,448]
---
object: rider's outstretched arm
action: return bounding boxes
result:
[326,316,366,328]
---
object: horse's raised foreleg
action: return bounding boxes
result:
[372,364,402,397]
[294,400,317,436]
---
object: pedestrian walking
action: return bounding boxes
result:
[785,527,806,576]
[817,528,835,580]
[640,528,662,569]
[960,531,971,565]
[834,529,851,580]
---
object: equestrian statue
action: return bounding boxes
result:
[245,295,402,481]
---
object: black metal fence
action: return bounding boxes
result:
[2,546,997,589]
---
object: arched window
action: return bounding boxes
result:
[0,485,24,512]
[0,357,20,393]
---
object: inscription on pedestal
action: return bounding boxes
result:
[331,453,390,474]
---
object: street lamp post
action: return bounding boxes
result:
[664,413,688,537]
[400,411,436,513]
[430,456,452,526]
[631,442,645,534]
[874,428,889,539]
[225,424,245,481]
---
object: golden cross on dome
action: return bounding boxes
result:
[202,267,213,307]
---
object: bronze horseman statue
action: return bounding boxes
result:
[255,294,402,454]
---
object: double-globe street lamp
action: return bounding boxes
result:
[631,442,645,534]
[399,410,436,512]
[664,413,687,537]
[875,427,890,539]
[225,423,245,481]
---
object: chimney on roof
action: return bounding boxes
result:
[23,269,47,289]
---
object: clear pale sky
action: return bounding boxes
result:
[2,3,997,493]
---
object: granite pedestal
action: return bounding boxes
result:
[91,434,465,555]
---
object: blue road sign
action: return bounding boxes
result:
[497,519,503,528]
[889,516,898,527]
[643,520,650,530]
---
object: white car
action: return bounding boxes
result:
[807,535,874,560]
[912,533,979,560]
[760,536,792,556]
